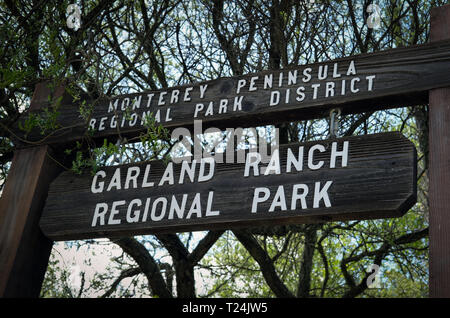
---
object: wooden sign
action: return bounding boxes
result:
[13,39,450,146]
[39,132,417,241]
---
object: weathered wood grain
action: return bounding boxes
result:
[13,39,450,147]
[0,146,62,297]
[0,82,67,297]
[40,132,417,241]
[429,4,450,298]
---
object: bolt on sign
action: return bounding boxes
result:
[39,132,417,241]
[12,39,450,146]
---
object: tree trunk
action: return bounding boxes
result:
[297,225,319,297]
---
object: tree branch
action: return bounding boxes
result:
[100,267,141,298]
[156,233,195,298]
[341,228,428,298]
[297,225,319,297]
[156,233,189,261]
[233,229,295,298]
[188,230,224,265]
[112,237,172,298]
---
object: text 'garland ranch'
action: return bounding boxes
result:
[89,139,347,226]
[88,60,374,131]
[40,132,417,241]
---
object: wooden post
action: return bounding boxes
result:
[429,4,450,298]
[0,83,65,297]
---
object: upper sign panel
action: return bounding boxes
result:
[14,39,450,146]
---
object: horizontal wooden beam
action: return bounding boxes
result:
[40,132,417,241]
[13,39,450,147]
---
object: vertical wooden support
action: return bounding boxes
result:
[429,4,450,298]
[0,83,65,297]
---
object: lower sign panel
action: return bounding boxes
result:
[40,132,417,241]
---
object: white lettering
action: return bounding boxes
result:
[251,187,270,213]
